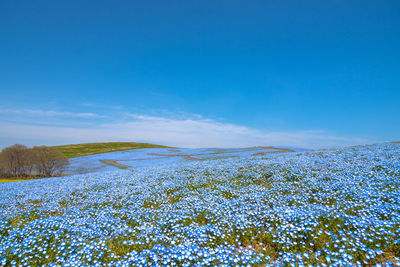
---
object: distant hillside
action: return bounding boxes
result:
[53,142,172,158]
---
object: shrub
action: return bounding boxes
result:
[0,144,32,177]
[0,144,69,178]
[32,146,69,177]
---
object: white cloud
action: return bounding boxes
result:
[0,109,106,118]
[0,114,374,149]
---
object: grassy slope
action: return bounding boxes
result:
[52,142,172,158]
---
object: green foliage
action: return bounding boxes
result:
[142,199,162,209]
[220,190,238,200]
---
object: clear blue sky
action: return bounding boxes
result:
[0,0,399,148]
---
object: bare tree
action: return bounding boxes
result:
[23,148,36,175]
[0,144,31,177]
[0,144,69,178]
[32,146,69,176]
[0,152,7,177]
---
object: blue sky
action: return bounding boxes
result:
[1,0,399,149]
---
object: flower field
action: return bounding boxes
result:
[66,147,302,175]
[0,143,399,266]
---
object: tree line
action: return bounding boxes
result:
[0,144,69,178]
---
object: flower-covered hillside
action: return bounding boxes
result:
[0,143,399,266]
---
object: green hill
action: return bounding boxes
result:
[53,142,172,158]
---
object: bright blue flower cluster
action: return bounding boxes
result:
[0,143,399,266]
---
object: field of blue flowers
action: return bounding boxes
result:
[66,147,301,175]
[0,143,399,266]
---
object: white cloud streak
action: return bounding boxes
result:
[0,109,105,118]
[0,113,374,149]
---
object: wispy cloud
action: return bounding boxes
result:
[0,111,374,149]
[0,109,106,119]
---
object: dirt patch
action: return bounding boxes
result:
[181,155,204,161]
[100,160,132,169]
[117,157,166,161]
[253,147,295,156]
[147,153,204,161]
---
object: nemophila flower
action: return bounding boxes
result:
[1,143,400,265]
